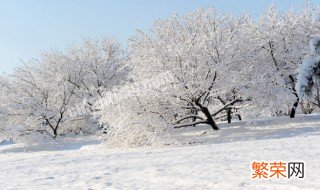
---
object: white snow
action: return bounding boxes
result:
[1,115,320,190]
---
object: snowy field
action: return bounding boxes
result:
[1,115,320,190]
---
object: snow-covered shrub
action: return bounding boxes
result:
[95,95,168,148]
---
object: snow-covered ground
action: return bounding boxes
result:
[1,115,320,190]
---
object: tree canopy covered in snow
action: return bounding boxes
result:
[0,38,129,142]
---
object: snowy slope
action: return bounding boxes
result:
[0,115,320,190]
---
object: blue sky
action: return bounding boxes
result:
[0,0,318,73]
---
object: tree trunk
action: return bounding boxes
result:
[288,75,299,118]
[206,112,219,130]
[53,128,58,138]
[196,103,219,130]
[289,100,299,118]
[194,93,219,130]
[192,109,198,127]
[227,108,232,123]
[237,114,242,121]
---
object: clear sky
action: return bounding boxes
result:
[0,0,318,73]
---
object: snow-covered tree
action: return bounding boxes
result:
[129,9,255,128]
[95,8,253,148]
[0,59,77,138]
[248,4,320,117]
[64,38,129,111]
[0,38,128,140]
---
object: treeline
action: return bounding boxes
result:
[1,4,320,147]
